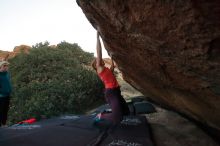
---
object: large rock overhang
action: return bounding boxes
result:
[77,0,220,138]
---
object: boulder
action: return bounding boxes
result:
[77,0,220,139]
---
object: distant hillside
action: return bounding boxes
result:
[0,45,31,60]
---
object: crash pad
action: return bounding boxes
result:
[0,114,154,146]
[91,115,154,146]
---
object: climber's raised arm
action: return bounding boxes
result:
[96,31,104,73]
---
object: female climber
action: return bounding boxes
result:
[92,31,130,126]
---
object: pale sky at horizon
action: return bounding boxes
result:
[0,0,108,57]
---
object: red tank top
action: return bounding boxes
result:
[98,67,119,89]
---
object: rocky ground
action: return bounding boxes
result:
[116,69,219,146]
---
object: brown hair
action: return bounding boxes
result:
[91,58,105,71]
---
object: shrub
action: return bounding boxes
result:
[8,42,104,124]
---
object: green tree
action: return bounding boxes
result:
[8,42,104,124]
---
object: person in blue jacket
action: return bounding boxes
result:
[0,60,12,127]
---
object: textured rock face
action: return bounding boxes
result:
[77,0,220,137]
[0,45,31,60]
[13,45,31,54]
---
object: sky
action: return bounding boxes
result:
[0,0,108,57]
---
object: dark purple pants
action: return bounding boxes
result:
[0,97,10,126]
[101,87,130,123]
